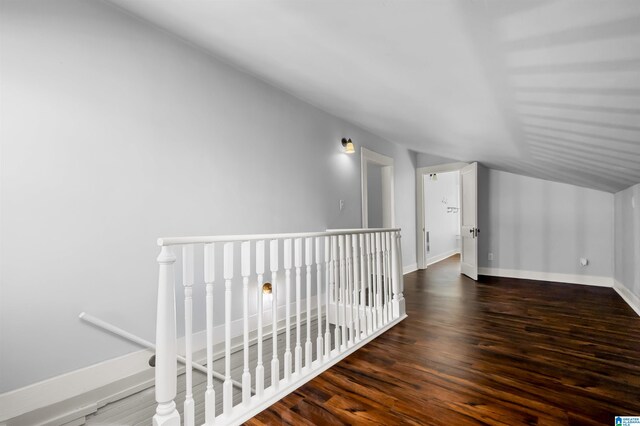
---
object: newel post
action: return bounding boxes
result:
[153,246,180,426]
[391,231,406,318]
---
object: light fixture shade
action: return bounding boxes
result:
[345,140,355,154]
[342,138,355,154]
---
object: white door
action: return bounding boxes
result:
[460,162,478,280]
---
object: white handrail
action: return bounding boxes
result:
[157,227,401,246]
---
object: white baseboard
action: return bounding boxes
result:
[0,296,318,425]
[614,280,640,317]
[403,263,417,275]
[478,267,613,288]
[427,250,460,266]
[0,347,155,425]
[475,268,640,316]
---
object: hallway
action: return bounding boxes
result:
[246,255,640,425]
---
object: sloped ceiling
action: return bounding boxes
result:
[105,0,640,193]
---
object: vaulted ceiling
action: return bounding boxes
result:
[106,0,640,193]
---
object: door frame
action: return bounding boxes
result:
[416,162,469,269]
[361,147,395,228]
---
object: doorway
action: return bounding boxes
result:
[361,147,394,228]
[423,170,461,267]
[416,162,478,280]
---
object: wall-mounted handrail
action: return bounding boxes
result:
[78,312,251,392]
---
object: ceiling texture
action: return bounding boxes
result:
[106,0,640,193]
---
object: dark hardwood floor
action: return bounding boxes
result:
[245,255,640,425]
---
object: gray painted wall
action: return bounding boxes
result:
[0,0,416,392]
[416,152,460,168]
[614,183,640,299]
[478,168,614,278]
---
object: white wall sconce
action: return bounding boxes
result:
[341,138,355,154]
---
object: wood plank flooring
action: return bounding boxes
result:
[245,255,640,425]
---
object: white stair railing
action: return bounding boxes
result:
[153,228,406,426]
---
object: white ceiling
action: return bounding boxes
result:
[106,0,640,192]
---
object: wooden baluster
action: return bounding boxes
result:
[283,239,293,381]
[352,234,360,343]
[315,237,324,364]
[385,232,392,322]
[339,235,347,350]
[382,232,389,325]
[255,241,265,397]
[390,231,399,319]
[182,245,195,426]
[345,235,353,346]
[324,236,332,358]
[392,231,406,318]
[305,238,313,369]
[203,243,216,424]
[294,238,303,374]
[153,246,180,426]
[359,234,367,337]
[375,232,382,328]
[367,233,376,331]
[399,232,405,314]
[223,243,233,415]
[270,240,280,390]
[241,241,252,405]
[332,235,340,351]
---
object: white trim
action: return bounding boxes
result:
[403,263,418,275]
[416,162,469,175]
[427,250,460,266]
[416,162,469,269]
[614,280,640,317]
[0,350,155,426]
[478,267,613,287]
[1,308,407,426]
[361,147,395,229]
[0,296,318,424]
[362,147,394,168]
[228,314,407,426]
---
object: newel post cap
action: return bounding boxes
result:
[157,246,176,264]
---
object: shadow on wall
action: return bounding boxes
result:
[456,0,640,193]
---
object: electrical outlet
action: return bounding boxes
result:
[488,252,494,261]
[339,200,345,211]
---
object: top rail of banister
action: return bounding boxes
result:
[157,227,401,246]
